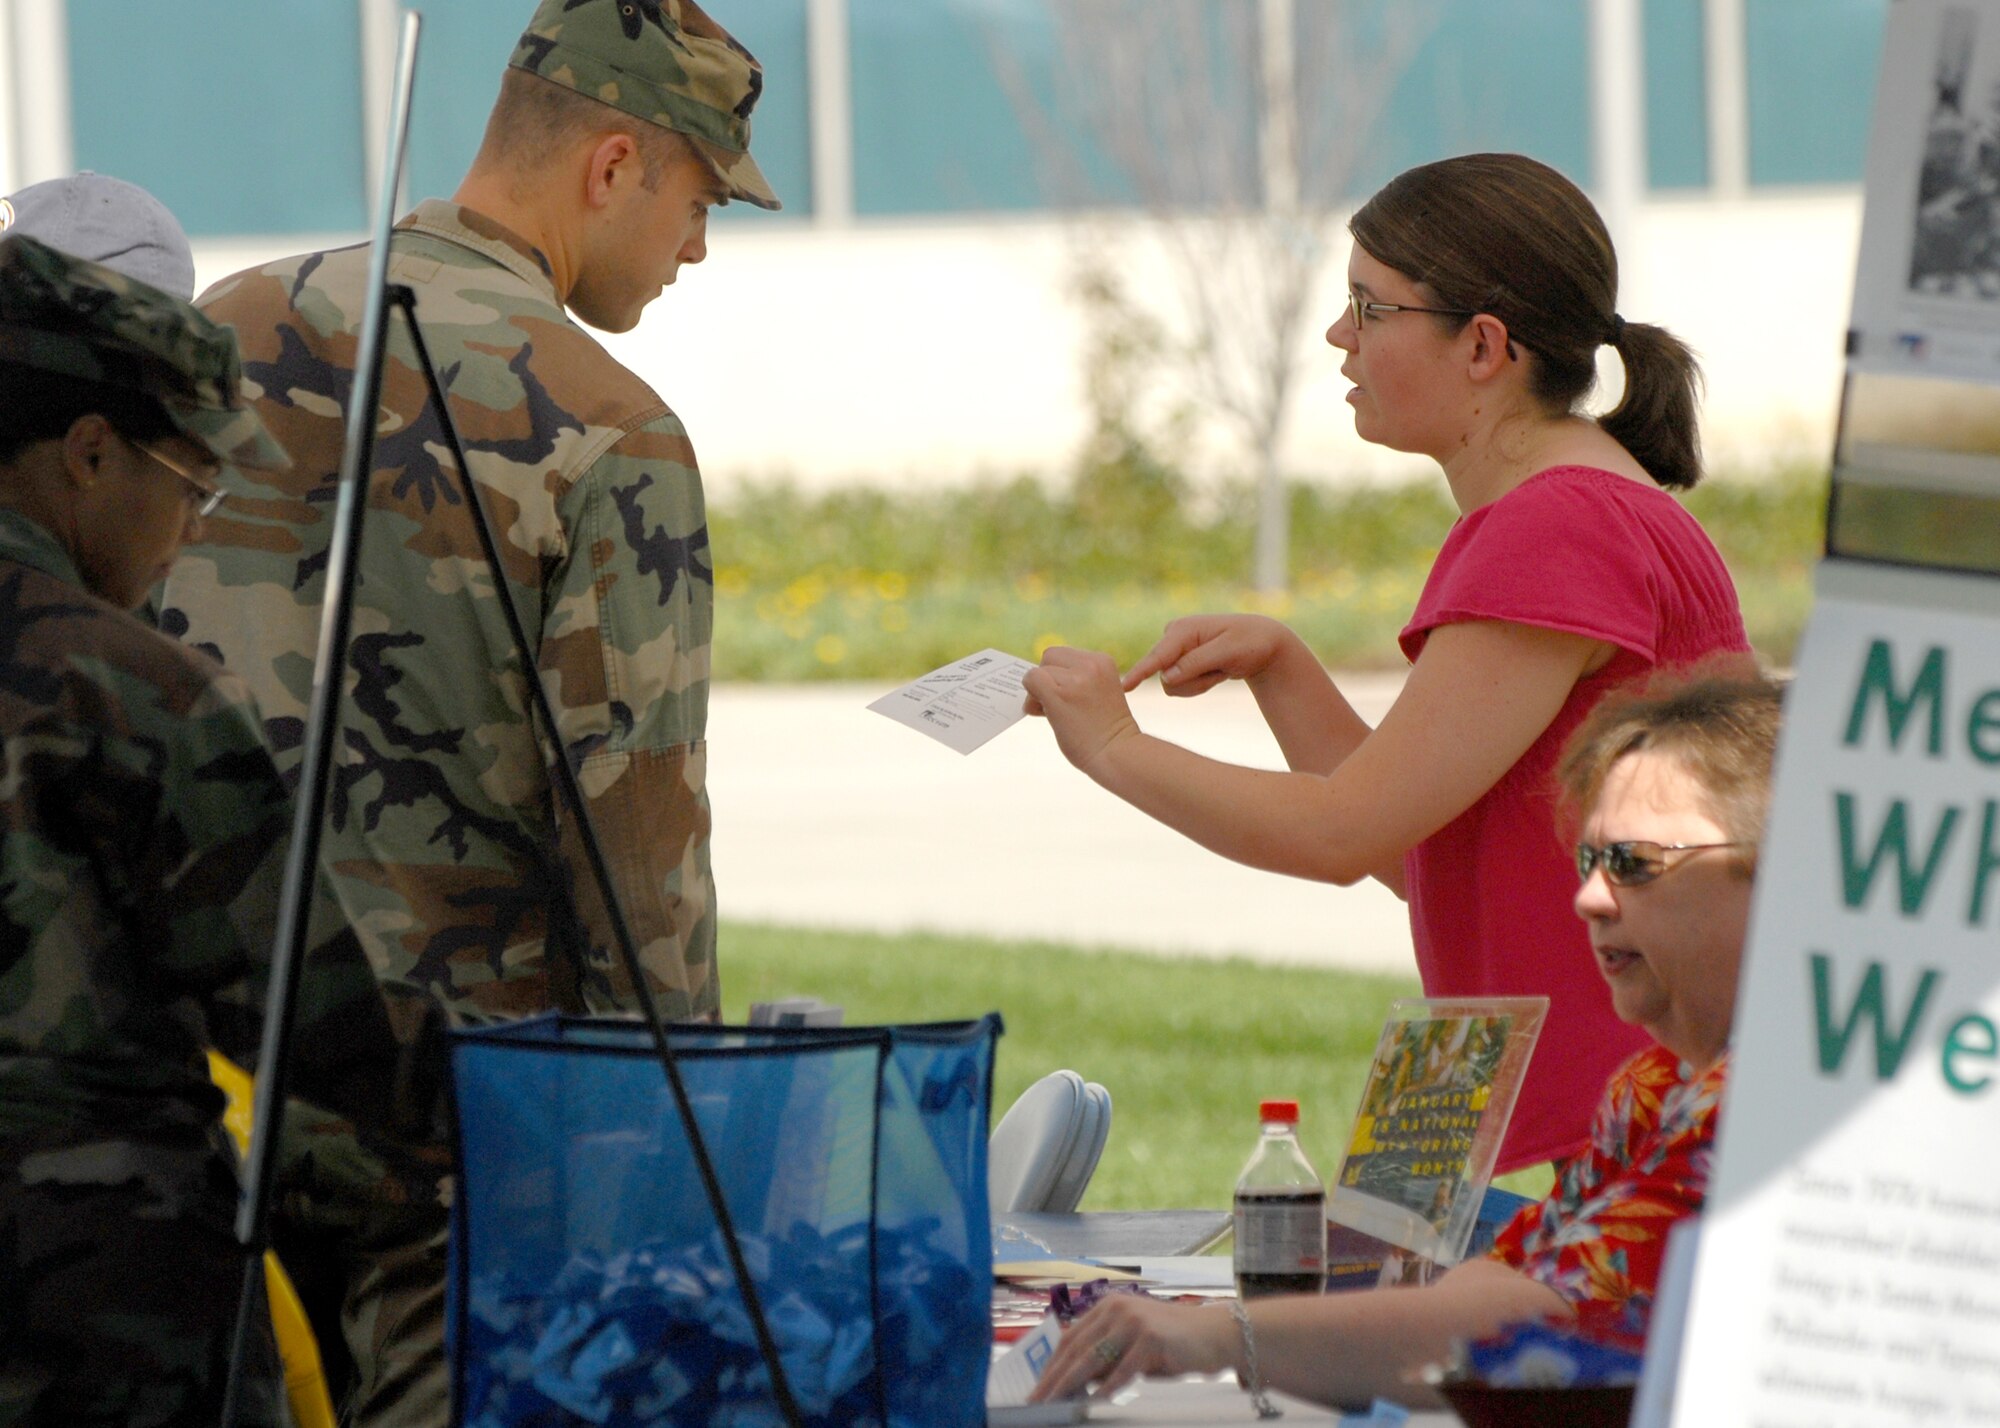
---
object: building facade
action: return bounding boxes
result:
[0,0,1886,486]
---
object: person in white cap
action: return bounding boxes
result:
[0,171,196,300]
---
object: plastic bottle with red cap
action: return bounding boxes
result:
[1232,1098,1326,1299]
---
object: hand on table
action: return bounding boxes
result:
[1028,1296,1237,1404]
[1022,646,1141,776]
[1124,615,1295,698]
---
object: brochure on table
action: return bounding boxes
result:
[1327,997,1545,1269]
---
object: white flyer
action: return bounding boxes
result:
[867,648,1034,755]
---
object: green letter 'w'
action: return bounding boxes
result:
[1810,953,1940,1079]
[1836,793,1960,915]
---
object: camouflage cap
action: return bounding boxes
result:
[0,234,288,472]
[511,0,781,211]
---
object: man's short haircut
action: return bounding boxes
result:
[0,358,176,465]
[476,68,704,193]
[1557,659,1787,866]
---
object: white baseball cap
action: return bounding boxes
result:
[0,172,195,300]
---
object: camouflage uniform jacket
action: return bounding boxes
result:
[164,200,718,1025]
[0,506,288,1157]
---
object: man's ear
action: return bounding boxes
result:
[1465,313,1519,380]
[582,131,643,211]
[59,413,116,490]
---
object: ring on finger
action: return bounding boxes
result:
[1095,1340,1123,1367]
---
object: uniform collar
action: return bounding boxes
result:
[0,507,86,590]
[397,200,562,304]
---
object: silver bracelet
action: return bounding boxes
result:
[1228,1299,1282,1419]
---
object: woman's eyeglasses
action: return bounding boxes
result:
[1574,839,1749,887]
[131,438,226,518]
[1347,291,1477,329]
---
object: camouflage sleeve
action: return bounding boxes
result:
[131,665,293,1012]
[543,410,717,1021]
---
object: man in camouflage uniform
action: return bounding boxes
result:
[0,234,294,1425]
[161,0,781,1420]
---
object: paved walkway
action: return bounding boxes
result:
[708,673,1417,974]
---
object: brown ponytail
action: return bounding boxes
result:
[1349,153,1706,490]
[1599,320,1704,490]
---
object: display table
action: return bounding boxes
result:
[1087,1375,1458,1426]
[996,1210,1233,1261]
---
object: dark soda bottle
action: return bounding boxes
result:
[1233,1099,1326,1299]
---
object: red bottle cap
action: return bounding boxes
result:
[1258,1099,1300,1122]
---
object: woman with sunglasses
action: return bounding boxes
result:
[1024,153,1750,1173]
[1030,669,1782,1412]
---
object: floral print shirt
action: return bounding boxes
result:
[1488,1044,1728,1341]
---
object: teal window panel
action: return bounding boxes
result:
[1298,0,1592,206]
[849,0,1258,217]
[1745,0,1885,185]
[714,0,812,222]
[1644,0,1708,189]
[851,0,1114,215]
[400,1,808,221]
[66,1,366,237]
[403,1,522,207]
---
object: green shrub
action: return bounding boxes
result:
[709,463,1827,680]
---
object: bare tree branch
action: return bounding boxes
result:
[986,0,1440,590]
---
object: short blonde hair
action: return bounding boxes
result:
[475,68,700,193]
[1557,660,1786,861]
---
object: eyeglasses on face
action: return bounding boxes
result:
[1574,839,1749,888]
[1347,290,1477,330]
[130,437,226,518]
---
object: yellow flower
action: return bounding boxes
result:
[1243,588,1295,618]
[874,571,908,601]
[783,572,828,614]
[1014,572,1049,603]
[815,635,848,665]
[716,566,751,597]
[1031,633,1067,658]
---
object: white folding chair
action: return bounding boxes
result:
[1044,1080,1111,1213]
[988,1071,1113,1213]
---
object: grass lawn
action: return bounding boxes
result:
[719,920,1421,1212]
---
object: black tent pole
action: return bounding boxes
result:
[390,285,803,1425]
[219,13,425,1423]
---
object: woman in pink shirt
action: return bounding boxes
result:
[1024,153,1750,1172]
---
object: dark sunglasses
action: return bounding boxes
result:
[1575,839,1748,887]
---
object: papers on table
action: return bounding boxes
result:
[994,1258,1142,1285]
[988,1315,1090,1425]
[867,648,1033,754]
[1123,1256,1237,1293]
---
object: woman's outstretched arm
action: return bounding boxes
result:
[1029,1257,1571,1410]
[1024,619,1609,887]
[1123,614,1379,779]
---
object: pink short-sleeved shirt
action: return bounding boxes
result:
[1398,466,1748,1170]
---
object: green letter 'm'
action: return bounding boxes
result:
[1843,641,1946,754]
